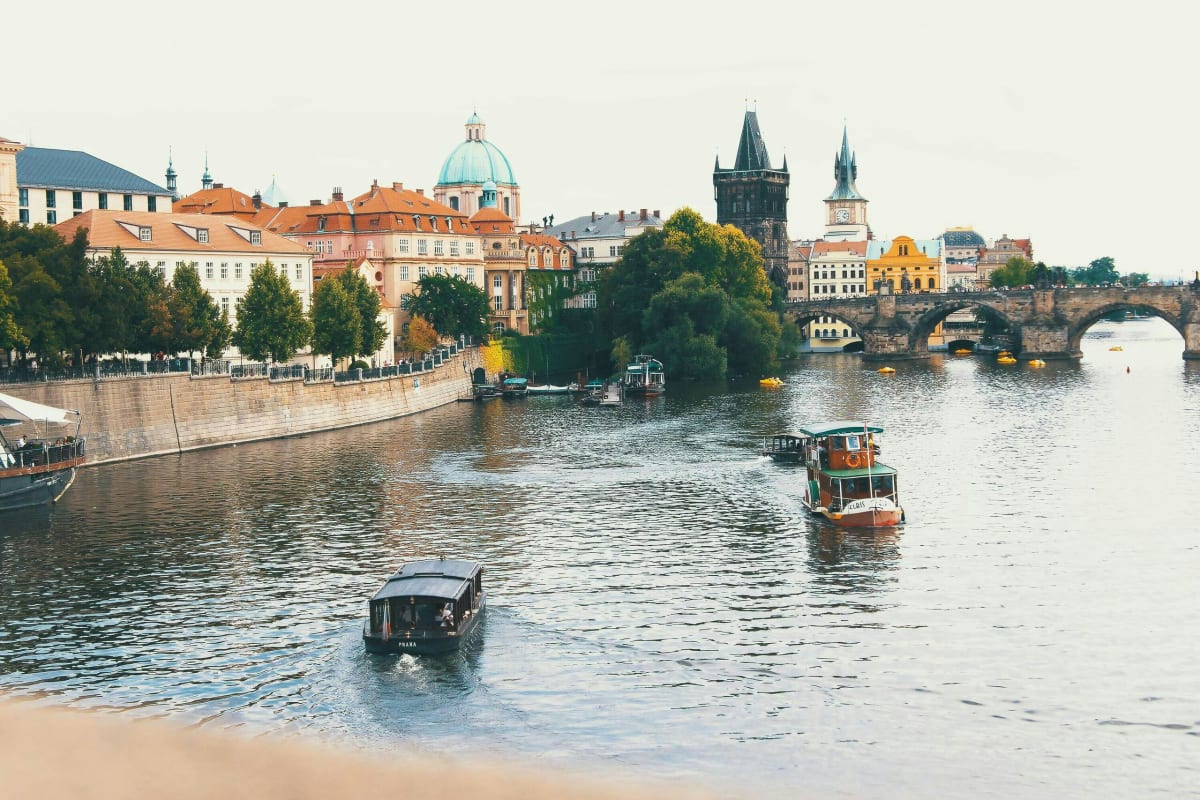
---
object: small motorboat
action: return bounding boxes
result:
[759,377,784,387]
[877,366,896,374]
[526,383,573,395]
[761,433,805,463]
[363,558,485,655]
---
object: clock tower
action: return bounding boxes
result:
[824,126,869,241]
[714,110,790,288]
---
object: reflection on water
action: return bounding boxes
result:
[2,318,1198,798]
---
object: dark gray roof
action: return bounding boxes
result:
[370,558,481,601]
[734,111,772,171]
[546,210,663,242]
[16,147,170,194]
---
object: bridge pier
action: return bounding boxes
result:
[1015,321,1081,361]
[1183,320,1200,360]
[860,327,930,362]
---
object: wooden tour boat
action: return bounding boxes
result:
[761,433,805,463]
[500,377,528,397]
[1,391,86,512]
[363,558,485,655]
[622,355,665,397]
[798,421,904,528]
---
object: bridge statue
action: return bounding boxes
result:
[785,286,1200,361]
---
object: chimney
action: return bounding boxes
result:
[310,200,322,206]
[654,210,660,218]
[618,210,625,222]
[392,182,403,191]
[570,230,576,239]
[332,187,343,202]
[252,192,262,210]
[416,189,424,196]
[213,183,224,189]
[640,208,647,220]
[279,202,288,208]
[591,211,596,222]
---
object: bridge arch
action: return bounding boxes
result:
[908,300,1020,353]
[1067,302,1185,353]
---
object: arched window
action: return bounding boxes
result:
[915,278,922,290]
[449,197,459,211]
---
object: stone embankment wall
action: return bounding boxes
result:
[5,349,481,465]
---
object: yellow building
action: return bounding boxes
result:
[866,236,947,347]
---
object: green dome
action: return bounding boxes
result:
[436,113,516,186]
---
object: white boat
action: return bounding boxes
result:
[1,391,86,512]
[526,383,573,395]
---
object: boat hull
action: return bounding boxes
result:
[0,466,77,511]
[804,495,904,529]
[363,603,485,655]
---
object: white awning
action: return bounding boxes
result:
[0,391,78,425]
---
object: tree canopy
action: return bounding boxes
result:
[309,275,362,366]
[233,260,312,363]
[406,273,490,339]
[1072,256,1119,286]
[339,268,387,358]
[596,207,779,380]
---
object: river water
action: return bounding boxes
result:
[2,318,1198,798]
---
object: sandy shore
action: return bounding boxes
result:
[0,698,720,799]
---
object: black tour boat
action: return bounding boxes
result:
[363,558,485,655]
[1,391,86,512]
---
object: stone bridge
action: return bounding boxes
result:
[785,286,1200,361]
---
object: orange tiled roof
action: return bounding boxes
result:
[811,240,867,256]
[174,186,267,219]
[54,210,311,255]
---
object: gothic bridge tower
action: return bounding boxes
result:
[714,110,790,288]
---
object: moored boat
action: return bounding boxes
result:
[500,377,529,397]
[798,421,904,528]
[579,378,606,405]
[526,383,573,395]
[760,433,805,463]
[622,355,665,397]
[363,557,485,655]
[1,392,86,512]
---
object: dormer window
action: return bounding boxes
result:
[317,217,326,232]
[430,216,438,231]
[445,217,452,230]
[197,228,209,243]
[139,227,152,241]
[528,250,537,267]
[250,231,262,246]
[413,215,421,230]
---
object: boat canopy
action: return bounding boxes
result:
[503,377,528,386]
[371,558,481,602]
[798,421,883,438]
[823,463,897,478]
[0,392,80,427]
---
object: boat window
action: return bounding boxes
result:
[830,437,844,451]
[845,434,861,451]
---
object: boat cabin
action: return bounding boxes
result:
[761,433,805,463]
[364,558,484,653]
[799,421,898,513]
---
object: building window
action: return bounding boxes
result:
[235,263,243,279]
[450,240,459,256]
[139,226,152,241]
[412,216,421,230]
[148,196,158,212]
[435,265,444,276]
[609,246,618,257]
[434,240,444,256]
[197,229,209,244]
[280,263,287,277]
[97,192,107,209]
[326,240,332,254]
[19,209,29,224]
[466,241,475,255]
[449,197,459,210]
[418,265,427,277]
[220,297,229,315]
[417,240,427,255]
[123,195,133,211]
[46,210,56,224]
[72,191,83,210]
[18,188,28,207]
[466,267,475,281]
[493,275,502,290]
[45,190,56,208]
[220,263,228,279]
[250,231,262,245]
[529,251,537,266]
[399,239,410,253]
[400,265,409,280]
[295,265,302,280]
[206,263,214,279]
[493,296,503,311]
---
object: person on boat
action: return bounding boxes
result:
[439,603,454,628]
[14,436,25,449]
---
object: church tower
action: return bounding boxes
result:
[713,110,790,287]
[165,148,178,201]
[823,126,869,241]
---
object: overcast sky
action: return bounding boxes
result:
[6,1,1196,279]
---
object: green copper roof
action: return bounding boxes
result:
[825,126,865,201]
[798,420,883,437]
[437,113,516,186]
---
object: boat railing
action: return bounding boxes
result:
[2,437,85,470]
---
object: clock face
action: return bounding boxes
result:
[836,208,850,223]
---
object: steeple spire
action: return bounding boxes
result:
[734,110,772,172]
[826,125,864,201]
[165,147,178,200]
[201,152,213,190]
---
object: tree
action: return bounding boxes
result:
[309,276,361,367]
[406,273,490,339]
[0,260,28,353]
[597,207,780,381]
[1122,272,1150,287]
[337,268,387,358]
[170,263,227,359]
[401,315,440,356]
[1072,256,1119,286]
[234,260,312,363]
[989,256,1035,289]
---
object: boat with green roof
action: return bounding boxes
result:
[798,421,904,528]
